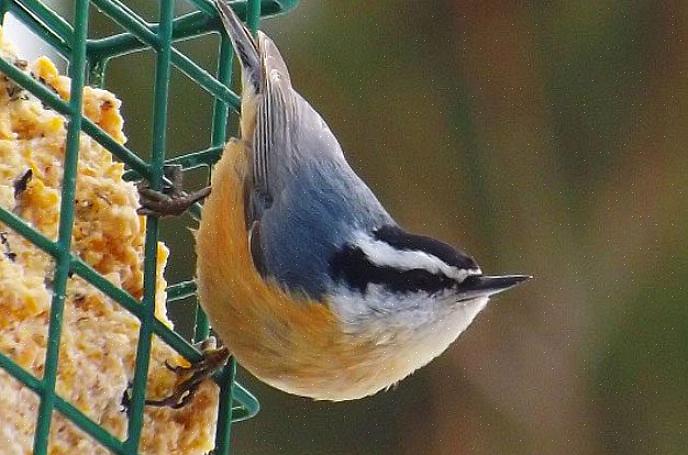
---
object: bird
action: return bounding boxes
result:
[139,0,530,404]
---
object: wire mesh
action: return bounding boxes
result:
[0,0,299,453]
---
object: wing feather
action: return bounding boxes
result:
[247,32,293,222]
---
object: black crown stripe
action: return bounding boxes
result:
[373,225,477,271]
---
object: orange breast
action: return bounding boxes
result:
[196,140,389,399]
[196,139,448,400]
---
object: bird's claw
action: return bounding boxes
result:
[145,342,231,409]
[137,164,211,218]
[163,359,183,373]
[144,383,199,409]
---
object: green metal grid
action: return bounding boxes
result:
[0,0,299,453]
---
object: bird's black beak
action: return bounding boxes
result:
[457,274,531,301]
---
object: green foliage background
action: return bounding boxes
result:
[88,1,688,453]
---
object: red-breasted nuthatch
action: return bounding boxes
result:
[140,1,529,403]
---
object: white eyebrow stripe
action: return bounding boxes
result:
[354,234,481,282]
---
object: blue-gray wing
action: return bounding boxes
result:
[250,92,394,299]
[214,1,393,298]
[213,1,292,221]
[245,31,294,223]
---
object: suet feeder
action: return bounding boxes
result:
[0,0,299,453]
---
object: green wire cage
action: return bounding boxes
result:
[0,0,298,453]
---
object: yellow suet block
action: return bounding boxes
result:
[0,27,218,454]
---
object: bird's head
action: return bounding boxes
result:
[328,225,530,328]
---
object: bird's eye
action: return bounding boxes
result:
[329,245,457,296]
[401,269,451,295]
[413,273,432,287]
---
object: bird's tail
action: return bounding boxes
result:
[214,0,293,141]
[213,0,261,93]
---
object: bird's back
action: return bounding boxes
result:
[253,92,394,298]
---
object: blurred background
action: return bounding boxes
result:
[10,1,688,453]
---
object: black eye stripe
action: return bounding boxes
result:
[329,246,456,295]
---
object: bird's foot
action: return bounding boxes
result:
[145,337,231,409]
[137,164,211,217]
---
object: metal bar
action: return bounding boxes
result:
[87,0,299,61]
[53,398,127,454]
[0,55,75,115]
[186,0,299,18]
[0,353,127,454]
[167,145,223,168]
[14,0,74,44]
[70,259,142,316]
[124,0,175,451]
[32,0,90,452]
[246,0,261,35]
[70,256,210,366]
[166,280,198,302]
[230,383,260,421]
[215,2,259,451]
[88,11,214,59]
[0,0,279,449]
[0,337,253,450]
[211,35,233,147]
[192,28,235,344]
[0,0,10,24]
[208,13,238,455]
[0,352,44,393]
[0,55,150,177]
[227,0,263,426]
[122,145,223,181]
[214,360,237,455]
[70,259,210,366]
[193,305,210,343]
[81,117,150,178]
[90,0,241,109]
[7,1,72,58]
[172,48,240,109]
[0,208,59,257]
[91,0,160,48]
[0,210,214,448]
[88,56,109,88]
